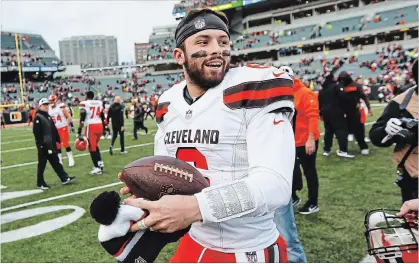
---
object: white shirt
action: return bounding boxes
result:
[154,65,295,252]
[48,103,67,129]
[79,100,103,125]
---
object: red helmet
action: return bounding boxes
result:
[75,138,88,151]
[48,95,58,103]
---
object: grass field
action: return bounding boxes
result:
[0,105,402,263]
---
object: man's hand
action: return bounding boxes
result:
[396,199,418,217]
[368,109,373,117]
[121,126,124,132]
[305,138,316,155]
[385,118,403,136]
[125,195,202,233]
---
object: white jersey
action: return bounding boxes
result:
[79,100,103,125]
[154,65,295,252]
[48,103,67,129]
[103,103,110,119]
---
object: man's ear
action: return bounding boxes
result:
[174,48,185,65]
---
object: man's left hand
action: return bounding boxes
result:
[121,126,124,132]
[125,195,202,233]
[305,138,316,155]
[368,109,373,117]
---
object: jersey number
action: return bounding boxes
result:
[51,115,62,123]
[176,147,210,185]
[89,106,101,119]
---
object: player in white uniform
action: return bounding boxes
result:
[78,91,105,175]
[101,99,112,140]
[48,95,75,167]
[123,9,295,262]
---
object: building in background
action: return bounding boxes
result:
[59,35,118,68]
[134,43,151,64]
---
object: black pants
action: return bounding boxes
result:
[292,140,319,206]
[111,126,125,151]
[133,121,148,139]
[145,112,154,120]
[323,115,348,152]
[346,112,368,150]
[397,173,418,203]
[37,148,68,186]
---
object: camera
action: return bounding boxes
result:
[398,117,418,146]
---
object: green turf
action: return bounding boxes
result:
[0,106,402,263]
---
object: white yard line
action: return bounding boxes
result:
[0,182,124,213]
[1,138,34,145]
[1,142,154,170]
[0,130,155,153]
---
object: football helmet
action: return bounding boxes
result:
[48,95,58,103]
[278,66,294,78]
[75,137,88,151]
[364,208,418,263]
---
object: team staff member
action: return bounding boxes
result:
[283,68,321,214]
[318,64,354,158]
[107,96,127,155]
[370,59,418,202]
[33,98,75,189]
[133,102,148,140]
[338,71,372,155]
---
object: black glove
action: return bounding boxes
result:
[77,134,84,141]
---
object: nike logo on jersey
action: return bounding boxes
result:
[273,119,284,125]
[272,71,286,78]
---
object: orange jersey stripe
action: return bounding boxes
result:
[113,239,130,257]
[344,86,357,92]
[224,87,293,104]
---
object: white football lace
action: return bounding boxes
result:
[154,163,194,182]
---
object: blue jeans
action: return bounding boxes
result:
[274,200,307,263]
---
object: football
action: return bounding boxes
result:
[119,155,209,201]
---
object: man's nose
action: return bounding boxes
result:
[208,39,222,56]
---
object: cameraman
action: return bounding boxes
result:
[369,59,418,203]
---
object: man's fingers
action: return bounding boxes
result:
[120,186,131,195]
[124,197,156,210]
[396,204,410,217]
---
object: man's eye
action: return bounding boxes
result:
[197,40,208,45]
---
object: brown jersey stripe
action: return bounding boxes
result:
[224,95,293,110]
[156,102,170,123]
[224,87,293,104]
[223,78,293,97]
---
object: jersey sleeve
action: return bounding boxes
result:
[195,68,295,223]
[195,111,295,223]
[154,94,171,156]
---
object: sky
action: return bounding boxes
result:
[1,0,179,62]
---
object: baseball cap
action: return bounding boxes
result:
[38,98,49,106]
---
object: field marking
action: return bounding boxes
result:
[1,138,35,145]
[0,130,155,153]
[360,255,376,263]
[0,182,123,213]
[1,190,44,202]
[1,142,154,170]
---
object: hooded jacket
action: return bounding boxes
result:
[338,72,371,114]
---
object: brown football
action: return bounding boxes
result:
[120,156,209,201]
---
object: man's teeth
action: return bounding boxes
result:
[206,62,222,67]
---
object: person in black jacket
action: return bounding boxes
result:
[369,59,418,202]
[338,71,372,155]
[319,69,354,158]
[133,103,148,140]
[107,96,127,155]
[33,98,75,189]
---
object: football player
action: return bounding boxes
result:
[101,98,112,140]
[48,95,75,167]
[122,8,295,263]
[78,91,104,175]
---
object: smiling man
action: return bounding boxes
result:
[123,8,296,263]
